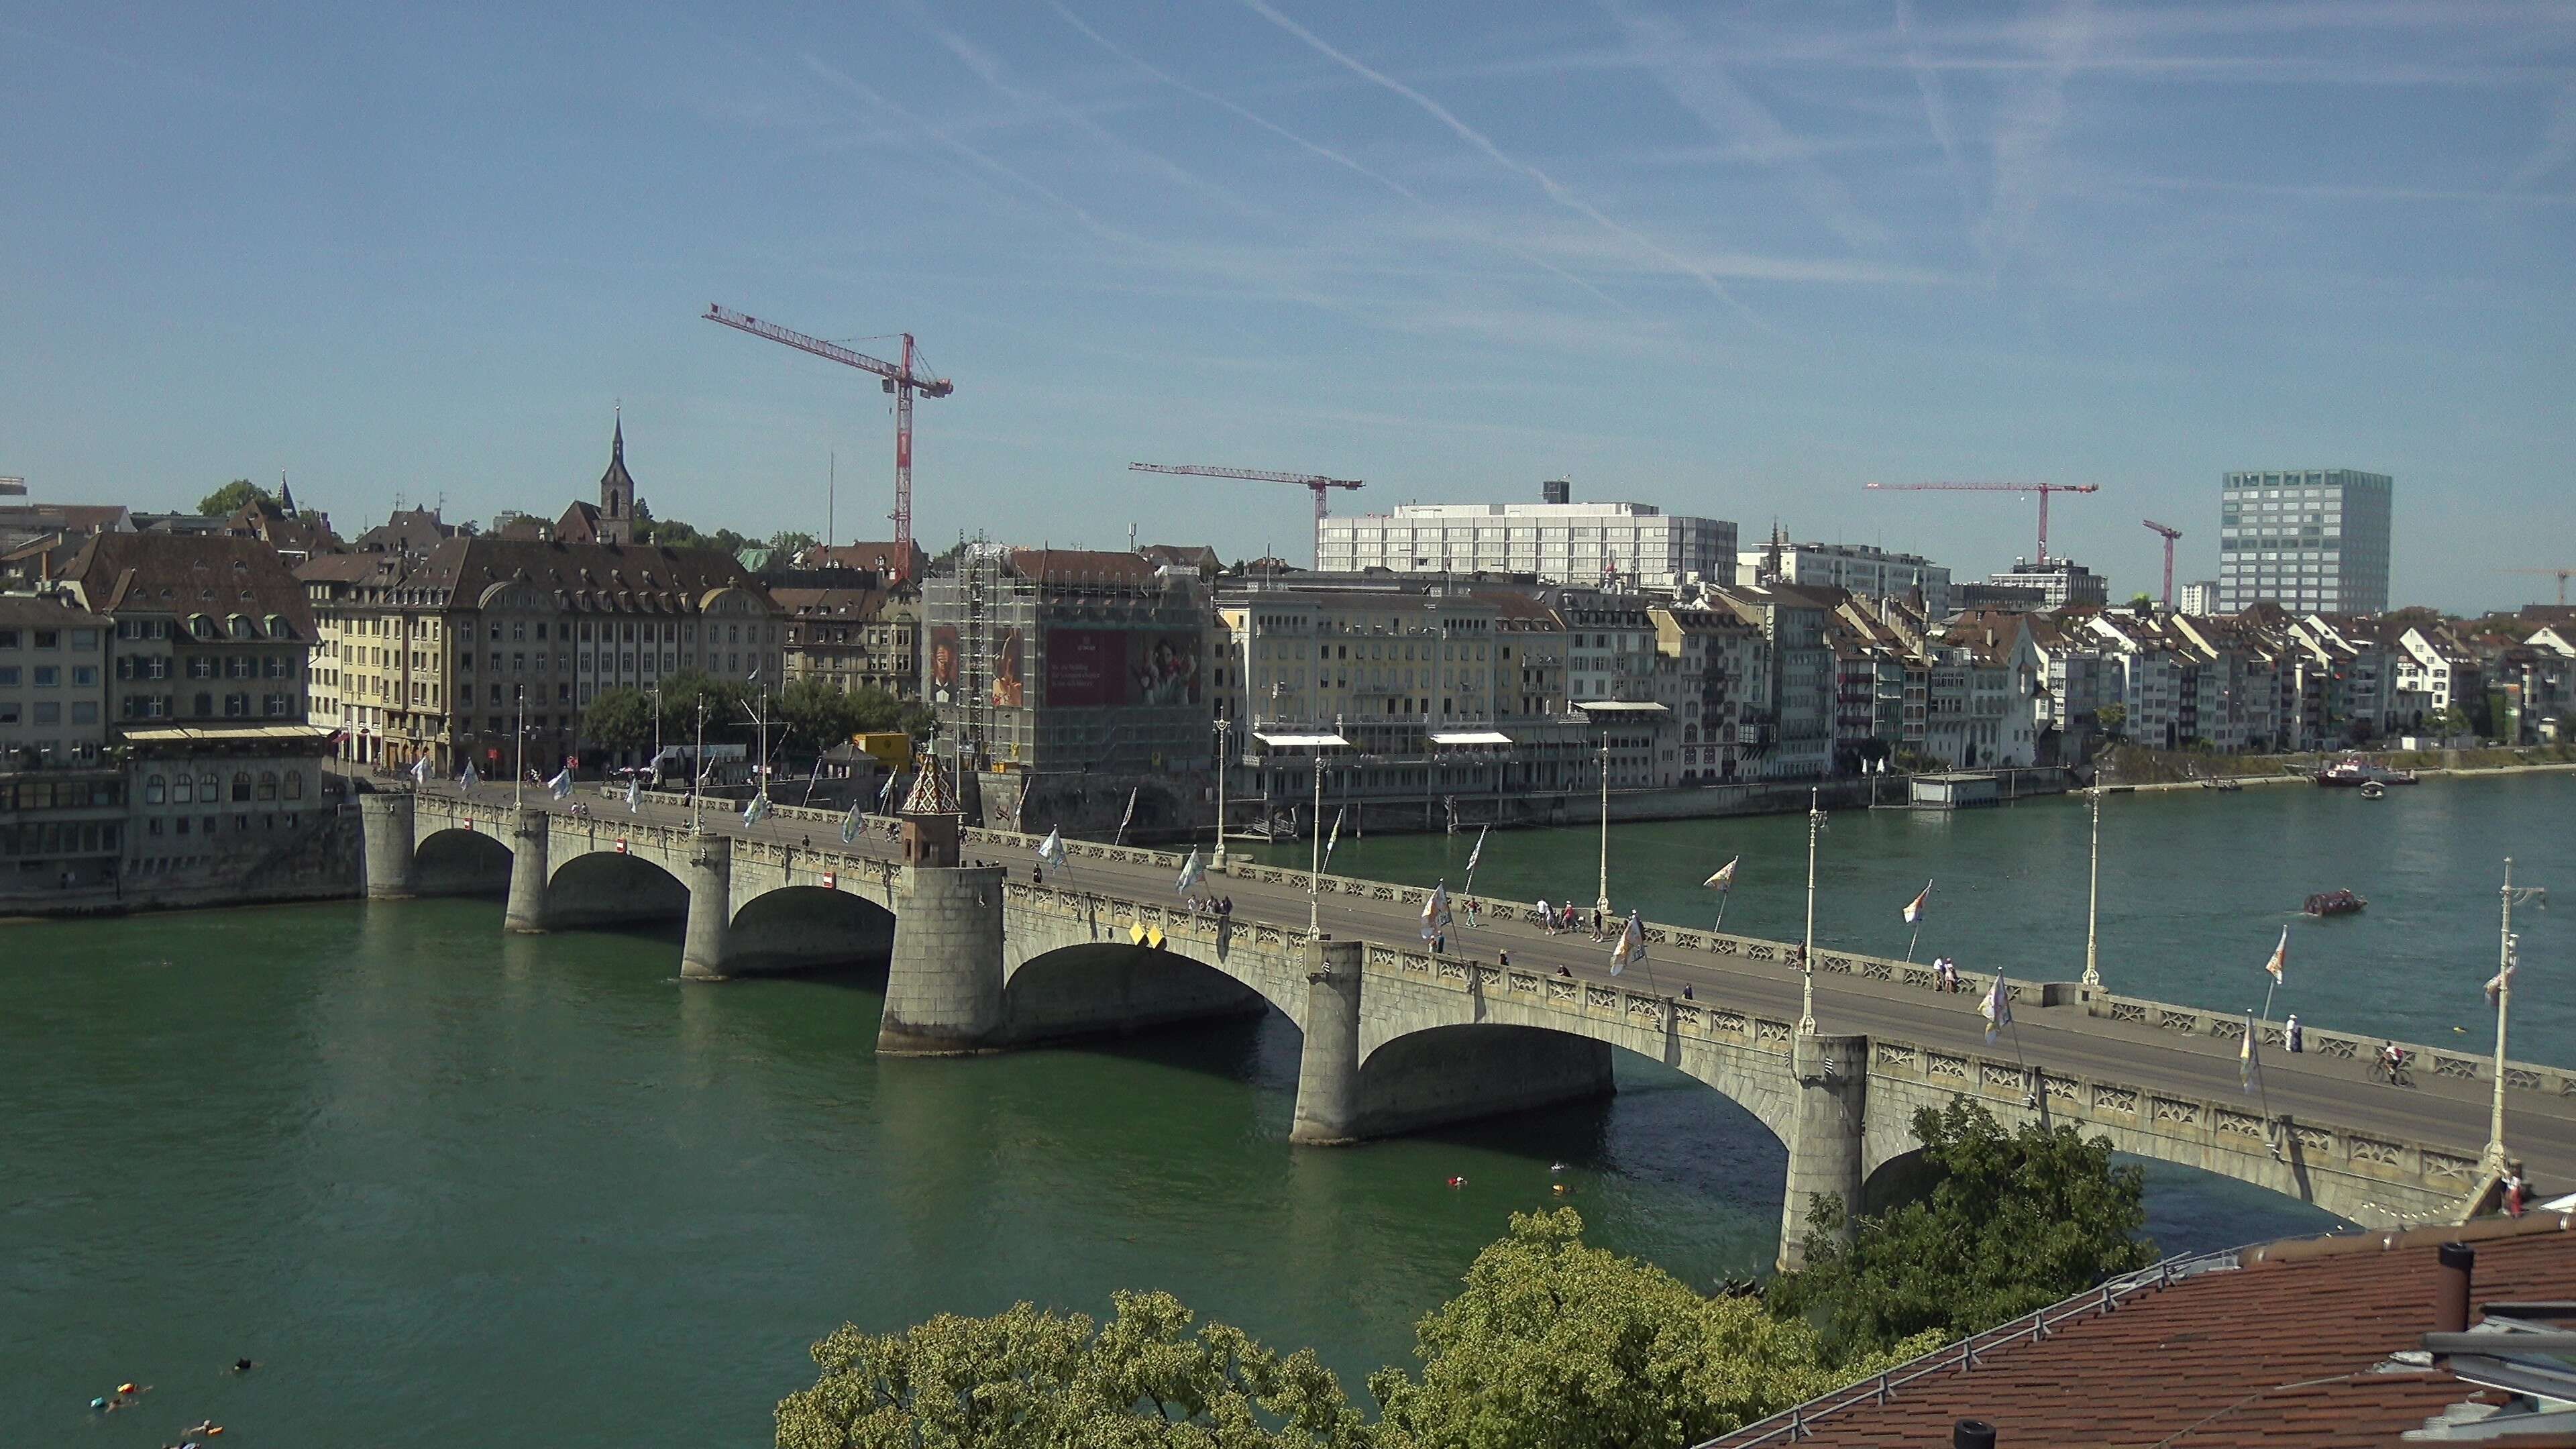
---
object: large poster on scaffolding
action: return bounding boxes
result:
[1044,628,1201,708]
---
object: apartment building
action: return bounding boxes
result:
[776,586,921,698]
[57,533,315,731]
[1740,540,1951,616]
[1317,494,1737,591]
[2218,468,2393,615]
[0,595,111,765]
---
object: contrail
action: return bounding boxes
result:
[1238,0,1766,325]
[1050,0,1635,317]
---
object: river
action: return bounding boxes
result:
[3,775,2562,1446]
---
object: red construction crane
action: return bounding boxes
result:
[2141,519,2183,608]
[1128,463,1363,564]
[2501,567,2576,606]
[1862,480,2100,565]
[704,304,952,582]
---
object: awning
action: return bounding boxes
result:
[121,724,336,743]
[1252,732,1351,747]
[1572,700,1670,714]
[1429,731,1513,745]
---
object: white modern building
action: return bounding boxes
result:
[2180,581,2220,616]
[1982,557,2110,610]
[1316,493,1735,592]
[1737,541,1951,615]
[2217,469,2392,615]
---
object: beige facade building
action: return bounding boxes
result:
[775,587,920,697]
[57,532,315,731]
[299,537,782,773]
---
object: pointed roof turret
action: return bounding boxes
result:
[900,753,961,816]
[278,472,298,519]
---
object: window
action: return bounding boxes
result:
[257,771,278,801]
[283,770,303,800]
[231,772,252,802]
[34,665,58,686]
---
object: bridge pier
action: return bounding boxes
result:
[358,793,417,899]
[681,835,733,981]
[504,808,551,933]
[1290,938,1365,1146]
[877,864,1006,1053]
[1778,1032,1869,1273]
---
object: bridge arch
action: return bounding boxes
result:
[546,847,690,931]
[1002,940,1278,1045]
[413,826,512,897]
[728,884,896,975]
[1355,1020,1792,1149]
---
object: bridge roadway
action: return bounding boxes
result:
[366,784,2576,1263]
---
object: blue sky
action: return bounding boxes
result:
[2,1,2569,611]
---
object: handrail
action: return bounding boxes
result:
[1693,1244,2253,1448]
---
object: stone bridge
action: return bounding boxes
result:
[359,790,2571,1267]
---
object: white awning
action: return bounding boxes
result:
[1253,732,1351,747]
[1572,700,1670,714]
[1429,731,1513,745]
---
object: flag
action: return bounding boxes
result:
[840,802,861,844]
[547,767,574,800]
[1981,973,2012,1044]
[2487,952,2518,1006]
[1704,857,1739,891]
[1611,910,1645,976]
[2240,1012,2259,1092]
[1464,824,1489,879]
[458,762,479,790]
[878,771,900,810]
[1322,807,1344,871]
[1175,847,1205,898]
[1903,880,1933,926]
[1421,881,1453,941]
[1036,828,1068,870]
[2263,926,2288,984]
[1115,786,1138,844]
[625,775,641,814]
[409,756,431,787]
[743,792,769,826]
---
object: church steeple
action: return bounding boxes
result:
[598,406,637,543]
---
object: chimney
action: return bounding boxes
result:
[2434,1241,2474,1336]
[1954,1419,1997,1449]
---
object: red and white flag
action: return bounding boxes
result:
[2263,926,2288,985]
[1902,880,1933,926]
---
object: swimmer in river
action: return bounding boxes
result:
[231,1359,256,1374]
[1446,1175,1466,1189]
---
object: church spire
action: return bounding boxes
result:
[612,403,623,463]
[598,406,637,543]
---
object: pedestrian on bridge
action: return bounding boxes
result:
[2285,1014,2303,1053]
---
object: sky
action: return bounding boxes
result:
[1,1,2570,612]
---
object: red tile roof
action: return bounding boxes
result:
[1705,1214,2576,1449]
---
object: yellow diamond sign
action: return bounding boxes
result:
[1146,926,1166,949]
[1129,922,1147,945]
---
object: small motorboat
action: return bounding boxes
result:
[2199,775,2243,793]
[2359,780,2386,800]
[2304,888,2367,918]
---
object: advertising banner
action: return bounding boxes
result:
[1043,629,1201,708]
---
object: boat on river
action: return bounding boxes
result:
[2317,755,2419,788]
[2303,888,2368,917]
[2359,780,2386,800]
[2198,775,2243,792]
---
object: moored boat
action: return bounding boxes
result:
[2303,888,2367,917]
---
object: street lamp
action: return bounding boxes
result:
[2485,857,2549,1177]
[1308,751,1324,936]
[1214,716,1230,869]
[1801,786,1825,1036]
[512,685,527,807]
[1595,728,1613,915]
[2082,781,2105,989]
[690,696,709,835]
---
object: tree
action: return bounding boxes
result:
[770,529,820,557]
[1769,1098,2155,1363]
[1368,1210,1931,1449]
[775,1290,1379,1449]
[2431,704,2472,740]
[199,479,273,517]
[580,686,660,755]
[2094,702,2129,739]
[2127,593,2156,613]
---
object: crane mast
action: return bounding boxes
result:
[704,304,953,582]
[2141,519,2183,608]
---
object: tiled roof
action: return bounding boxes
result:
[1710,1215,2576,1449]
[0,594,111,629]
[771,586,895,619]
[60,531,317,636]
[808,541,927,577]
[299,537,771,615]
[1007,548,1164,587]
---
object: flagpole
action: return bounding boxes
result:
[1713,886,1730,934]
[1800,788,1822,1037]
[1307,753,1324,936]
[2488,858,2547,1177]
[1905,922,1923,965]
[2082,782,2105,989]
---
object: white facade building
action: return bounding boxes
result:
[1317,500,1735,592]
[2180,581,2220,616]
[2218,468,2393,615]
[1738,541,1951,616]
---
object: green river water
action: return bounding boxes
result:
[4,775,2564,1446]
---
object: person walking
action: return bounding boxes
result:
[2285,1014,2303,1054]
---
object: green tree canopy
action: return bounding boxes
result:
[1770,1098,2154,1363]
[775,1290,1378,1449]
[771,529,820,556]
[199,479,273,517]
[1371,1208,1928,1449]
[2094,702,2129,737]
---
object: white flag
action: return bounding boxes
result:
[547,767,574,800]
[1465,824,1489,878]
[1611,910,1645,975]
[1322,807,1344,872]
[1704,856,1739,890]
[458,762,479,790]
[409,756,431,786]
[841,802,862,844]
[879,771,900,810]
[1175,847,1205,898]
[2263,926,2288,985]
[1115,787,1139,845]
[2487,953,2517,1006]
[625,775,641,814]
[1036,828,1069,870]
[1982,973,2013,1044]
[1421,881,1453,941]
[1903,879,1933,926]
[743,792,769,826]
[2240,1011,2260,1092]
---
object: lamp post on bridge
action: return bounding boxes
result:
[1308,751,1324,936]
[2082,780,2106,989]
[1800,786,1824,1037]
[2485,857,2549,1179]
[511,685,527,808]
[1595,729,1612,915]
[1214,716,1231,870]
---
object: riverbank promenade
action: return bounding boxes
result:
[364,782,2576,1267]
